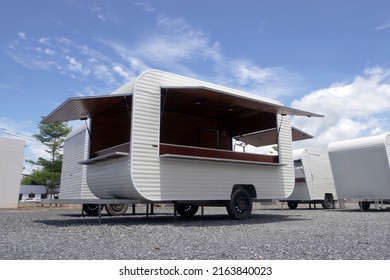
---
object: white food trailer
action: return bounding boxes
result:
[42,69,322,219]
[328,134,390,211]
[281,148,337,209]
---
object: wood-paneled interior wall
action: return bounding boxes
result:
[90,101,131,157]
[160,111,232,150]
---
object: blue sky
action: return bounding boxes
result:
[1,0,390,171]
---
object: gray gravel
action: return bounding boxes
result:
[1,203,389,260]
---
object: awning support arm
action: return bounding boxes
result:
[83,119,92,142]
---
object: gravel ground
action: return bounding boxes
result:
[1,203,389,260]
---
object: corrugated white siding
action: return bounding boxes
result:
[328,134,390,199]
[275,114,295,198]
[86,156,141,199]
[60,126,96,199]
[111,82,134,95]
[131,70,295,201]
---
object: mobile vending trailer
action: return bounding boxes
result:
[281,148,337,209]
[328,134,390,211]
[42,69,322,219]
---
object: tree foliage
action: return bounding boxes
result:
[22,120,71,195]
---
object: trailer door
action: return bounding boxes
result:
[308,152,323,199]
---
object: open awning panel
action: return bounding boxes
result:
[234,126,313,147]
[42,85,323,125]
[162,86,324,118]
[41,94,131,124]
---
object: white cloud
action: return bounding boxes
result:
[372,21,390,31]
[66,55,83,73]
[291,67,390,149]
[98,13,300,99]
[136,15,221,64]
[7,34,132,86]
[45,48,56,55]
[96,15,222,78]
[75,85,100,97]
[38,37,51,45]
[90,5,106,22]
[8,15,304,102]
[134,2,156,13]
[112,64,130,79]
[222,60,305,99]
[17,32,26,39]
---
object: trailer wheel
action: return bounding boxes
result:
[82,204,102,216]
[322,194,334,209]
[176,204,199,218]
[226,189,252,220]
[359,201,370,211]
[287,201,298,209]
[105,204,129,216]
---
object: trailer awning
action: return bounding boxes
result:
[162,86,324,118]
[234,126,313,147]
[41,94,131,124]
[41,85,323,124]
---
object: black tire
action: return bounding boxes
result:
[82,204,102,216]
[322,194,334,209]
[226,189,253,220]
[105,204,129,216]
[176,204,199,218]
[359,201,370,211]
[287,201,298,209]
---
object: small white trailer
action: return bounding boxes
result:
[60,126,92,200]
[42,69,322,219]
[281,148,337,209]
[328,134,390,211]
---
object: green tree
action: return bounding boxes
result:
[22,120,71,197]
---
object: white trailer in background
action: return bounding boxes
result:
[281,148,337,209]
[328,134,390,211]
[60,126,137,216]
[43,69,322,219]
[60,126,92,200]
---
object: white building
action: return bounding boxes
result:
[19,185,47,202]
[0,138,25,208]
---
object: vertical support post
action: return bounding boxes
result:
[98,204,102,224]
[173,202,177,220]
[132,204,136,215]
